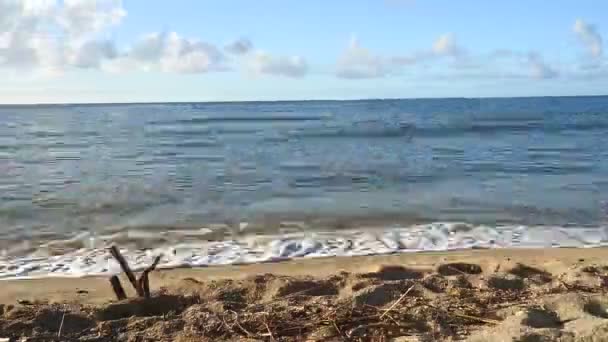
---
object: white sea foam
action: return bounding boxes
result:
[1,222,607,279]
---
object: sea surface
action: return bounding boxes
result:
[1,96,608,278]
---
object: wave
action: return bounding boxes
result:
[149,115,329,126]
[462,162,594,175]
[0,222,606,279]
[158,139,221,148]
[275,119,608,140]
[413,121,608,137]
[144,127,212,137]
[290,121,414,139]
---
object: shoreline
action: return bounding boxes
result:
[2,220,607,279]
[2,247,606,305]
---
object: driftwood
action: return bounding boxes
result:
[109,275,127,300]
[108,246,162,300]
[110,246,143,297]
[138,255,162,298]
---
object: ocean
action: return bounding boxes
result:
[1,96,608,277]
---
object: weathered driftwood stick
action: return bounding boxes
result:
[138,273,150,298]
[109,275,127,300]
[109,246,162,299]
[143,255,162,274]
[137,255,162,298]
[109,245,144,297]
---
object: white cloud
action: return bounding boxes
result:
[0,1,236,75]
[2,1,305,78]
[122,32,226,73]
[0,0,124,73]
[129,32,166,61]
[0,1,54,69]
[248,51,307,77]
[573,19,603,58]
[225,38,253,55]
[59,0,125,37]
[432,33,463,56]
[0,1,19,31]
[470,50,560,80]
[0,1,591,83]
[526,52,558,79]
[0,28,34,68]
[334,32,564,81]
[390,56,418,66]
[335,34,463,79]
[68,39,116,68]
[336,36,390,79]
[100,54,138,73]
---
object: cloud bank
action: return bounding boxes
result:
[0,2,604,81]
[333,29,578,81]
[0,0,304,77]
[0,0,125,73]
[105,31,227,73]
[336,36,391,79]
[248,52,308,78]
[573,19,603,59]
[225,38,253,55]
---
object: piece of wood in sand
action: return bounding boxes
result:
[137,255,162,298]
[138,273,150,298]
[109,246,144,297]
[109,275,127,300]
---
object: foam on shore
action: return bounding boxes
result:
[0,222,607,279]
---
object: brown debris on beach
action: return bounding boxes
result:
[1,248,608,341]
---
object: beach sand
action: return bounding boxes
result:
[1,247,608,341]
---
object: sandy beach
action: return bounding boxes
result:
[0,247,607,341]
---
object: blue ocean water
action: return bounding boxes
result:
[1,96,608,276]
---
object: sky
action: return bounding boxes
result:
[0,0,607,104]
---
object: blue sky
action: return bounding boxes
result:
[0,0,607,103]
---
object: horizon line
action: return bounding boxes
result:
[1,93,607,107]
